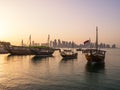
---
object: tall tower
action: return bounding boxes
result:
[29,35,31,47]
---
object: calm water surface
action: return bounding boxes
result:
[0,49,120,90]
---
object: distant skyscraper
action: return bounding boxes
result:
[112,44,116,48]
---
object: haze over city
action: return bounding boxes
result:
[0,0,120,47]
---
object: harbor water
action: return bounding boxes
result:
[0,49,120,90]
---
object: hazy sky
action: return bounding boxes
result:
[0,0,120,46]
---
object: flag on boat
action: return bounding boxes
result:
[84,40,90,45]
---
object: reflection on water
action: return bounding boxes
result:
[0,49,120,90]
[85,62,105,73]
[84,62,106,90]
[31,55,54,65]
[6,54,33,61]
[59,59,78,75]
[32,55,54,61]
[60,58,77,63]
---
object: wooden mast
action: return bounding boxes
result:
[96,26,98,50]
[48,34,50,47]
[21,40,23,46]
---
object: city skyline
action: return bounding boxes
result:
[50,39,117,48]
[0,0,120,47]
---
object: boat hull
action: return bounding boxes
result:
[85,54,105,63]
[61,53,78,59]
[9,50,32,55]
[5,46,33,55]
[30,48,55,56]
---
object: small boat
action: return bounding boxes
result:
[84,26,106,63]
[60,49,78,59]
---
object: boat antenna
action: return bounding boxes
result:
[96,26,98,50]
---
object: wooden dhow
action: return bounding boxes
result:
[60,49,78,59]
[84,27,106,63]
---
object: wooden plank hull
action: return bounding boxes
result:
[30,48,54,56]
[85,54,105,63]
[9,50,32,55]
[5,46,33,55]
[61,53,78,59]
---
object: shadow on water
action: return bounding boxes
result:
[83,62,106,90]
[59,58,77,74]
[85,62,105,73]
[31,55,54,64]
[8,54,33,56]
[6,54,31,60]
[60,58,77,63]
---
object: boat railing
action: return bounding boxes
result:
[83,49,106,55]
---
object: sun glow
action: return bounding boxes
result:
[0,21,8,39]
